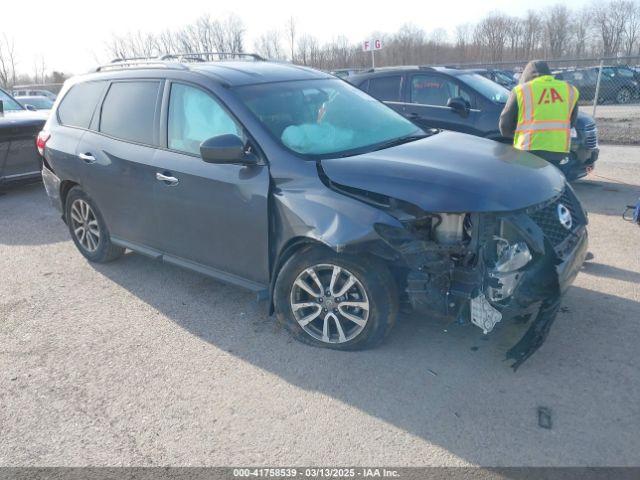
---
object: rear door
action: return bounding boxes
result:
[403,73,481,135]
[360,75,405,114]
[151,81,270,286]
[47,81,108,187]
[77,80,163,248]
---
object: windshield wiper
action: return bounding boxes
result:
[372,133,429,152]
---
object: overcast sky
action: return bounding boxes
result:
[5,0,590,75]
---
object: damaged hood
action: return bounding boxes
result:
[320,131,565,213]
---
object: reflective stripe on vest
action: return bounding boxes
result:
[513,76,578,153]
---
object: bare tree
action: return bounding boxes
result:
[455,23,473,61]
[474,13,510,61]
[505,17,524,59]
[0,34,17,88]
[104,13,245,61]
[593,0,628,56]
[621,0,640,55]
[571,7,592,58]
[522,10,543,58]
[296,34,318,65]
[543,4,571,58]
[286,16,296,61]
[32,56,46,85]
[254,30,285,60]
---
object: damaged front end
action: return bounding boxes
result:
[348,185,588,369]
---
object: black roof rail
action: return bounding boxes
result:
[93,52,265,73]
[93,57,188,72]
[364,65,423,73]
[160,52,265,62]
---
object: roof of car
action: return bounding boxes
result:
[190,61,333,86]
[348,65,472,83]
[88,58,333,87]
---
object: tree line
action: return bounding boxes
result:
[102,1,640,70]
[1,1,640,88]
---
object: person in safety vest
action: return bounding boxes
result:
[499,60,579,172]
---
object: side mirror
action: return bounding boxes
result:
[0,100,4,115]
[200,134,258,165]
[447,97,470,117]
[25,104,37,111]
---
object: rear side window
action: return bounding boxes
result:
[57,81,106,128]
[411,74,472,107]
[100,81,161,145]
[367,76,402,102]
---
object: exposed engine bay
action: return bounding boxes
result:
[325,178,588,370]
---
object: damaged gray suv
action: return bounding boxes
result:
[40,55,588,368]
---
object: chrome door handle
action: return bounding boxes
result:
[156,172,179,186]
[79,153,96,163]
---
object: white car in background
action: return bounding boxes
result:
[13,89,57,101]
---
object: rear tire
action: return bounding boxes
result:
[616,87,631,104]
[274,245,398,350]
[65,187,124,263]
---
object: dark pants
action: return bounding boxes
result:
[530,150,570,177]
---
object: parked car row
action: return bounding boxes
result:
[439,64,640,105]
[555,66,639,104]
[346,66,599,180]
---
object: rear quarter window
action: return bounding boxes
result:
[366,76,402,102]
[57,81,106,129]
[99,81,161,145]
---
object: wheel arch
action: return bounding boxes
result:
[59,180,80,222]
[268,236,330,314]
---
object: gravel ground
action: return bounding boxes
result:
[1,145,639,467]
[580,104,640,145]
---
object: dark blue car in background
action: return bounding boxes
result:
[348,66,599,180]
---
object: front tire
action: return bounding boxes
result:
[274,246,398,350]
[65,187,124,263]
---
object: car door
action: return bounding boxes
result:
[0,90,42,181]
[151,81,270,286]
[77,80,164,248]
[403,73,481,135]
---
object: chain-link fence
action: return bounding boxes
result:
[445,56,640,145]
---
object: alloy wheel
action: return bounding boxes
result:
[290,263,369,344]
[617,88,631,104]
[70,199,100,253]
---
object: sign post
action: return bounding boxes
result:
[362,39,383,68]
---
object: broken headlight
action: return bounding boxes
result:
[490,220,532,273]
[485,220,533,302]
[493,238,532,273]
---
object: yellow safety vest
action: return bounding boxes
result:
[513,75,579,153]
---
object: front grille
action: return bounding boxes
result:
[529,189,582,247]
[583,125,598,150]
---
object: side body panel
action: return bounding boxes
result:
[78,130,161,247]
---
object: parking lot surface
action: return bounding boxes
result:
[1,145,639,467]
